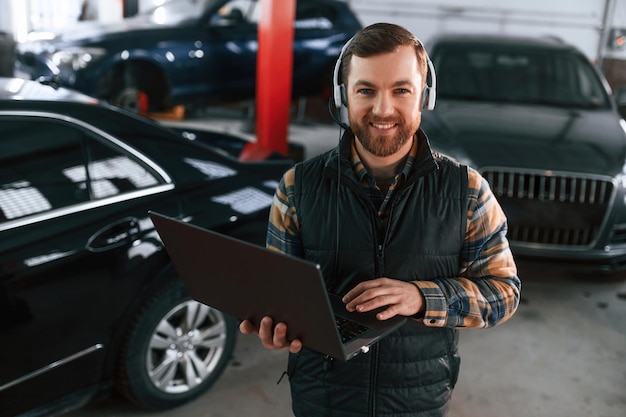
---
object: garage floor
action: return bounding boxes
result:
[66,107,626,417]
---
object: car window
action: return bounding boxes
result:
[210,0,260,26]
[434,45,611,109]
[140,0,217,25]
[208,0,337,29]
[295,0,336,29]
[0,117,160,223]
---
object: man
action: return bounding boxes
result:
[240,22,520,416]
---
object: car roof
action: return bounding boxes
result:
[0,77,99,103]
[428,32,577,53]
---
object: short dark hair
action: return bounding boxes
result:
[340,23,428,88]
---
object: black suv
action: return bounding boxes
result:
[422,33,626,273]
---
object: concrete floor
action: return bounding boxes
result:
[67,261,626,417]
[67,109,626,417]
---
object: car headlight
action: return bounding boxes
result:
[50,47,107,71]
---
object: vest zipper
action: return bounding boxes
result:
[368,343,379,415]
[376,243,384,276]
[369,200,396,414]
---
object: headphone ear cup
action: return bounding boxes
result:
[423,55,437,110]
[338,84,349,126]
[338,103,349,127]
[422,85,436,110]
[421,86,429,110]
[333,81,343,109]
[332,37,353,128]
[428,86,436,110]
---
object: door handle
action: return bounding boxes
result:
[86,217,140,252]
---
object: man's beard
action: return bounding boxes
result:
[350,113,420,157]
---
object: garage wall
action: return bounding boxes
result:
[346,0,626,61]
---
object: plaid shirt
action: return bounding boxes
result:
[267,136,520,328]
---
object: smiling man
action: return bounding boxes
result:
[240,23,521,417]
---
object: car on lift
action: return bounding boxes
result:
[13,0,362,113]
[421,33,626,274]
[0,76,292,416]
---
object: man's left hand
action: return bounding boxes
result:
[342,278,425,320]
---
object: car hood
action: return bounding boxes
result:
[421,101,626,177]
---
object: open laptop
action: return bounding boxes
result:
[148,211,407,361]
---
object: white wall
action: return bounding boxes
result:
[347,0,626,61]
[96,0,123,23]
[0,0,12,34]
[0,0,27,39]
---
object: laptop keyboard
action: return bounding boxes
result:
[335,316,369,343]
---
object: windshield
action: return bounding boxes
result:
[433,45,611,109]
[138,0,219,25]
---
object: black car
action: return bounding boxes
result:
[422,33,626,273]
[0,77,292,416]
[13,0,362,113]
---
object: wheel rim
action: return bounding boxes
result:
[146,300,228,394]
[115,87,148,113]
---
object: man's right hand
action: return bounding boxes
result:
[239,316,303,354]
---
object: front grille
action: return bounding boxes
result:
[482,169,614,247]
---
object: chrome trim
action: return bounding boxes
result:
[0,110,173,183]
[0,183,174,232]
[481,168,615,205]
[0,344,104,392]
[480,167,618,249]
[0,110,179,232]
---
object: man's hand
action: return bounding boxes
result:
[342,278,425,320]
[239,316,303,353]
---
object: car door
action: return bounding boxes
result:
[195,0,355,100]
[291,0,356,96]
[0,113,176,415]
[199,0,262,98]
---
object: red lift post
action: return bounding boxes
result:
[239,0,295,161]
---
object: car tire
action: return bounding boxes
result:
[115,279,237,410]
[114,87,148,114]
[109,62,169,113]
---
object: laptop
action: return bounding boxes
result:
[148,211,407,361]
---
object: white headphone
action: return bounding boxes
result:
[332,36,437,128]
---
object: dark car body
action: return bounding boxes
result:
[422,33,626,273]
[13,0,362,112]
[0,77,292,416]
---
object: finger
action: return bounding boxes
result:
[345,290,381,312]
[345,285,397,312]
[289,338,303,354]
[258,316,276,349]
[239,319,256,335]
[374,303,402,320]
[351,293,396,313]
[273,322,291,348]
[342,279,386,303]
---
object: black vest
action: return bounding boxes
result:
[287,131,468,417]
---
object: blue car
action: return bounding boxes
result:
[14,0,362,112]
